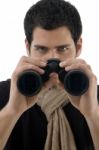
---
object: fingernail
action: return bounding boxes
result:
[65,66,71,71]
[60,61,66,67]
[41,62,47,67]
[40,69,45,74]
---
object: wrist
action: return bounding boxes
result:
[6,102,24,119]
[84,107,99,124]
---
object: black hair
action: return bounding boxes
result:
[24,0,82,44]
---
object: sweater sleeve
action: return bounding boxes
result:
[0,79,10,109]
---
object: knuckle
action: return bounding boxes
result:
[75,63,82,68]
[87,64,90,67]
[77,58,86,64]
[93,75,97,81]
[87,64,91,69]
[90,73,97,81]
[21,56,27,61]
[80,59,86,63]
[12,70,18,79]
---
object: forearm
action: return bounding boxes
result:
[0,103,22,150]
[85,109,99,150]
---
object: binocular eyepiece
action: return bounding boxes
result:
[17,58,89,97]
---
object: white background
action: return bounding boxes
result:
[0,0,99,83]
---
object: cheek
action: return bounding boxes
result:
[61,50,76,60]
[30,50,43,58]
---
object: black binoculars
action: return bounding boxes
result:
[17,58,89,97]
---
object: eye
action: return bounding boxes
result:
[35,47,48,53]
[58,46,69,52]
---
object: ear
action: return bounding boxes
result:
[25,38,30,56]
[75,37,82,57]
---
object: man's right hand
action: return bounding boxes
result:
[8,56,47,116]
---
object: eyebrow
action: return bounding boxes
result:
[34,45,49,49]
[33,44,71,49]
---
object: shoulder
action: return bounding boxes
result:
[0,79,11,109]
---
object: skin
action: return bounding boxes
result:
[0,26,99,149]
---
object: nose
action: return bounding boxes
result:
[46,49,60,60]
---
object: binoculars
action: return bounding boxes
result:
[17,58,89,97]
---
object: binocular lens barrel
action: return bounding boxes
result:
[17,71,43,96]
[63,70,89,96]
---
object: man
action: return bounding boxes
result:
[0,0,99,149]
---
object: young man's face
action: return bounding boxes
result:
[26,26,82,62]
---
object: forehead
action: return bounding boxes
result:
[32,26,73,46]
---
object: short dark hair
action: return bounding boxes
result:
[24,0,82,44]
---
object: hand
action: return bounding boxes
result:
[60,58,98,118]
[8,56,47,115]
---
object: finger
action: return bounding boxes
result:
[64,63,95,81]
[12,63,45,81]
[59,58,86,68]
[19,56,47,67]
